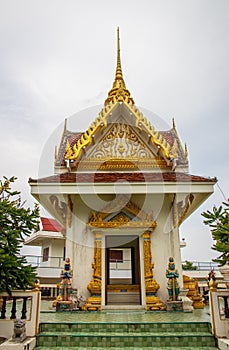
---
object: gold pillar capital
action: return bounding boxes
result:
[95,232,102,239]
[143,231,152,239]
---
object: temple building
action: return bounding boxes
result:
[25,217,65,287]
[28,29,216,310]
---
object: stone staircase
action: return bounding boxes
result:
[35,320,219,349]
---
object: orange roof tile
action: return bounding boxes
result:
[41,217,64,232]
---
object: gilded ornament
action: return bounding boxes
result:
[128,104,171,160]
[33,279,40,291]
[64,29,174,165]
[88,197,157,230]
[64,103,115,161]
[84,232,102,310]
[143,231,165,310]
[170,139,179,159]
[172,117,189,164]
[65,140,73,159]
[88,123,154,160]
[208,270,217,292]
[88,219,156,229]
[104,28,134,106]
[72,158,168,170]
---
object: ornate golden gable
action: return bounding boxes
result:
[88,195,157,230]
[88,122,153,159]
[64,30,175,165]
[64,103,174,167]
[74,119,171,170]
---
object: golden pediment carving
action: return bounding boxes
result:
[111,213,131,223]
[88,195,157,230]
[88,220,157,229]
[72,158,168,171]
[64,101,177,166]
[87,123,154,160]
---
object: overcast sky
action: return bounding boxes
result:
[0,0,228,262]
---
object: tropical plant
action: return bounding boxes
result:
[202,200,229,266]
[182,260,197,271]
[0,176,39,294]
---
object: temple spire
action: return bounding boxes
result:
[104,28,134,106]
[115,27,124,82]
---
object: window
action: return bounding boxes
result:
[42,247,49,262]
[109,249,123,263]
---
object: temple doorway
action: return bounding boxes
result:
[105,235,141,305]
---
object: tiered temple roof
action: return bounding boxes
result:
[31,28,215,188]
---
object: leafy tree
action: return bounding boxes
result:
[182,260,197,271]
[0,176,39,294]
[202,200,229,266]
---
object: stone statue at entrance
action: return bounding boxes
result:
[59,257,73,301]
[12,319,26,342]
[166,257,180,301]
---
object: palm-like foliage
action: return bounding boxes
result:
[202,200,229,266]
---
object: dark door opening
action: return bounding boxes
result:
[105,235,141,305]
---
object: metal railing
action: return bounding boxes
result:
[24,255,219,272]
[182,261,219,271]
[24,255,64,268]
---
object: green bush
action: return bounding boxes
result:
[0,176,40,294]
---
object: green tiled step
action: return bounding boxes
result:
[36,348,218,350]
[36,321,218,348]
[38,331,212,336]
[36,333,216,348]
[39,321,211,334]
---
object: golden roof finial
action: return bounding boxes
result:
[116,27,124,81]
[104,28,134,106]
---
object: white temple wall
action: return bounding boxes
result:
[64,192,183,303]
[149,193,183,302]
[129,192,180,302]
[51,239,65,259]
[65,194,95,297]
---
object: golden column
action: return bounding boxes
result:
[83,232,102,311]
[143,231,165,311]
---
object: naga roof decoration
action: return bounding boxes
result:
[61,104,187,168]
[64,102,116,161]
[55,29,187,169]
